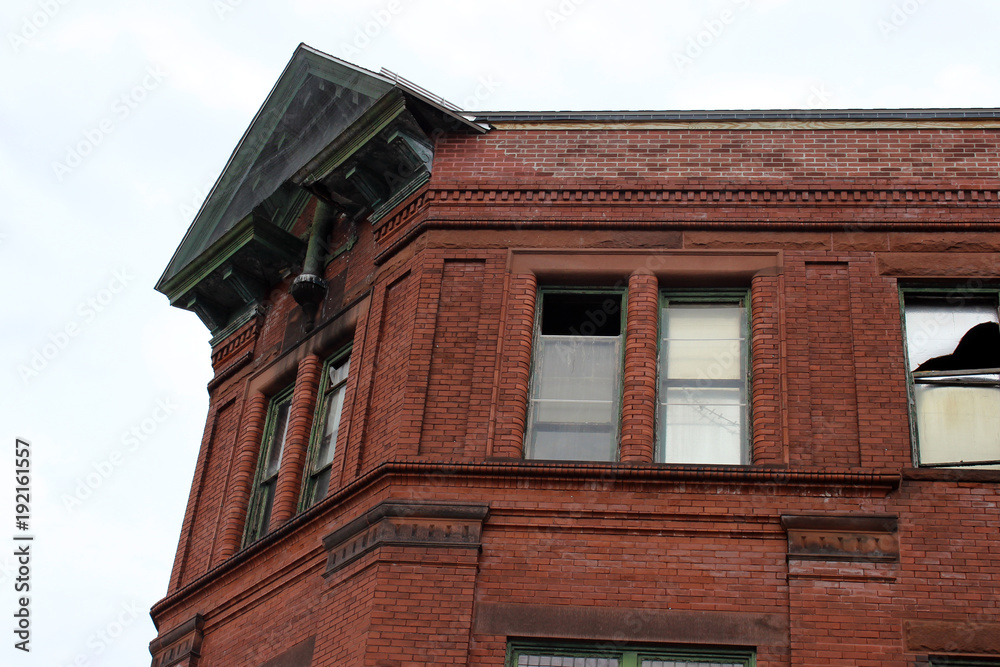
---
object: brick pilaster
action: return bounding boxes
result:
[492,273,537,458]
[620,270,658,462]
[270,354,322,528]
[216,392,268,559]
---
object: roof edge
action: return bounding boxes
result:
[470,108,1000,123]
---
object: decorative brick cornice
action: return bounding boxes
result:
[149,614,203,667]
[371,184,1000,256]
[423,185,1000,208]
[210,315,261,371]
[321,501,489,576]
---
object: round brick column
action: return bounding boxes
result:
[619,270,658,463]
[492,272,537,458]
[270,354,323,529]
[217,392,268,559]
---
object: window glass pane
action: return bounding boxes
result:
[541,293,621,336]
[905,301,998,370]
[517,656,619,667]
[532,337,620,401]
[264,399,291,479]
[664,304,743,339]
[915,383,1000,466]
[528,332,621,461]
[330,356,350,385]
[310,468,332,505]
[661,388,744,464]
[642,662,745,667]
[319,384,347,465]
[664,339,741,379]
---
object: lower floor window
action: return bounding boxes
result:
[508,643,755,667]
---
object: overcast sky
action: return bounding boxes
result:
[2,1,999,665]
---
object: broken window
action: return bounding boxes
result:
[525,289,624,461]
[301,350,351,508]
[658,292,749,464]
[904,292,1000,467]
[244,386,294,544]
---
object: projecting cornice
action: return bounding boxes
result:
[371,182,1000,252]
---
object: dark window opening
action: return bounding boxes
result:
[541,292,621,337]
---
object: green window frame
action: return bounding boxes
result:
[901,287,1000,468]
[524,287,626,461]
[658,290,750,465]
[299,347,351,509]
[243,385,294,545]
[507,642,755,667]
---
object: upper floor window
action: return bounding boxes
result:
[903,289,1000,467]
[659,291,749,464]
[301,350,351,508]
[525,289,624,461]
[244,386,293,544]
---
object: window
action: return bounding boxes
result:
[300,350,350,508]
[525,289,624,461]
[659,292,749,464]
[507,642,755,667]
[244,386,294,544]
[903,290,1000,467]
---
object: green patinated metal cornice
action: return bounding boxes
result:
[156,43,485,333]
[158,212,305,308]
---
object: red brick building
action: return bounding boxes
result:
[150,45,1000,666]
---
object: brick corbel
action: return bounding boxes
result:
[149,614,204,667]
[321,501,489,576]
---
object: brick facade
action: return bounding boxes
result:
[149,50,1000,667]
